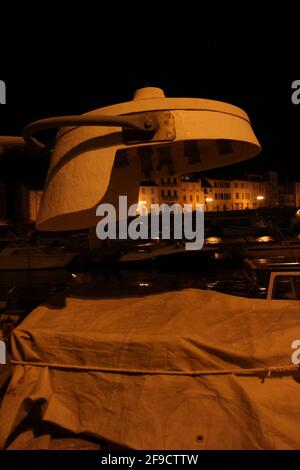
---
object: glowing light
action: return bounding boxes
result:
[256,195,264,201]
[136,200,148,215]
[205,236,222,244]
[257,236,273,243]
[214,252,229,260]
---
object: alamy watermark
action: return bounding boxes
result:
[95,196,205,250]
[0,340,6,364]
[0,80,6,104]
[291,340,300,365]
[291,80,300,105]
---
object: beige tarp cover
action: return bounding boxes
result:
[1,288,300,450]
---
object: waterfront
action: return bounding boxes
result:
[1,64,300,451]
[0,212,299,321]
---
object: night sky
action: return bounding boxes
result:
[0,14,299,187]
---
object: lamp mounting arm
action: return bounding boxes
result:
[22,113,161,150]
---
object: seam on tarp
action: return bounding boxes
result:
[10,360,299,377]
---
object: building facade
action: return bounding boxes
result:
[264,171,279,207]
[27,190,43,223]
[178,176,204,210]
[138,176,204,213]
[202,177,266,212]
[19,188,43,223]
[23,174,300,223]
[278,179,296,207]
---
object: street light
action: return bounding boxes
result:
[205,196,213,212]
[256,195,264,201]
[0,86,261,231]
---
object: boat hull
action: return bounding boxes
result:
[245,244,300,259]
[0,253,75,270]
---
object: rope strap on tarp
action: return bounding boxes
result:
[10,360,300,379]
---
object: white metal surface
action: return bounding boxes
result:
[36,87,261,231]
[267,271,300,299]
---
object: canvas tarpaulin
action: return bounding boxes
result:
[0,288,300,449]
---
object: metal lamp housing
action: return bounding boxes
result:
[36,87,261,231]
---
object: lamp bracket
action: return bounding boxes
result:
[122,111,176,145]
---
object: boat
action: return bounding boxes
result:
[219,224,264,236]
[206,256,300,300]
[244,241,300,259]
[243,257,300,300]
[119,241,215,263]
[0,245,75,270]
[2,287,300,449]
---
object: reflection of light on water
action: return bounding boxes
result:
[70,272,86,283]
[205,237,222,245]
[257,236,273,243]
[257,257,284,264]
[214,252,230,260]
[206,282,218,289]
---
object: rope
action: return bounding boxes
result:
[10,360,299,378]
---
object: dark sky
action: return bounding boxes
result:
[0,12,299,186]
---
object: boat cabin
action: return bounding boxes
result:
[243,257,300,300]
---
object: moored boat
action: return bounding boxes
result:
[0,245,75,270]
